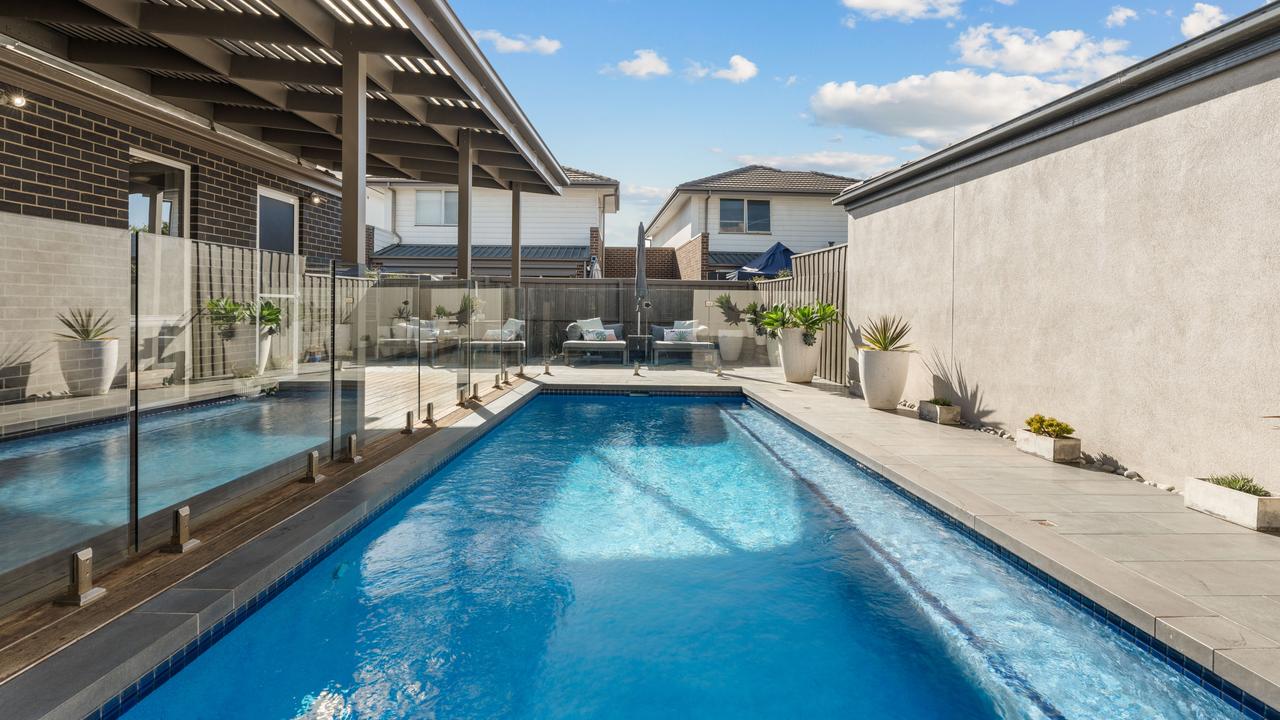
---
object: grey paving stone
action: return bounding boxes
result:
[1156,616,1278,669]
[135,587,234,631]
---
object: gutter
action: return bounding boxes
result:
[833,3,1280,207]
[403,0,571,194]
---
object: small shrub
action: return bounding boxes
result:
[1207,473,1271,497]
[927,397,953,407]
[1025,414,1075,438]
[859,315,912,352]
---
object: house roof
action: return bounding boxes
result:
[562,167,619,187]
[833,3,1280,208]
[707,251,760,268]
[646,165,858,236]
[372,244,590,261]
[678,165,856,194]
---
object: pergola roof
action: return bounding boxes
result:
[0,0,569,194]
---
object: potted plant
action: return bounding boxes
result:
[918,397,961,425]
[390,300,413,339]
[256,300,282,375]
[1184,474,1278,531]
[54,309,118,396]
[1015,414,1081,463]
[205,297,250,375]
[858,315,912,410]
[714,294,745,362]
[744,302,768,347]
[761,302,838,383]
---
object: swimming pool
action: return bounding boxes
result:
[123,395,1246,719]
[0,390,330,575]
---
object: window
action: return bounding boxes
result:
[257,188,298,254]
[719,198,770,234]
[415,190,459,226]
[128,151,188,237]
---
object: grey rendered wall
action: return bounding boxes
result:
[844,52,1280,491]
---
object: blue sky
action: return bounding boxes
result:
[452,0,1269,242]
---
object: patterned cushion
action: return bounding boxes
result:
[577,317,604,333]
[673,319,697,331]
[664,328,695,342]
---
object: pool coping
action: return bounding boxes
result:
[0,379,1276,719]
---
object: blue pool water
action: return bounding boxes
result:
[0,391,330,574]
[125,396,1244,719]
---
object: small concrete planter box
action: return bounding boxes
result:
[1184,477,1280,531]
[918,401,961,425]
[1015,429,1081,463]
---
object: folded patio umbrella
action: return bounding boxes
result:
[635,222,648,332]
[733,242,794,280]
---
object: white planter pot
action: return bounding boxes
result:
[859,349,910,410]
[1015,429,1082,463]
[57,338,119,396]
[918,401,961,425]
[766,336,781,366]
[753,332,767,346]
[257,333,273,375]
[778,328,821,383]
[1184,477,1280,531]
[334,324,352,354]
[717,330,744,362]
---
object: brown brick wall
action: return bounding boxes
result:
[588,226,603,262]
[674,232,710,280]
[603,246,678,279]
[0,91,342,258]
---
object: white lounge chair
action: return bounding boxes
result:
[563,320,627,365]
[652,322,715,366]
[469,318,527,364]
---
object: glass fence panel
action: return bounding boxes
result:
[711,286,774,371]
[134,236,333,551]
[361,272,420,439]
[415,277,468,420]
[532,283,627,369]
[333,262,370,454]
[0,216,132,607]
[469,281,523,391]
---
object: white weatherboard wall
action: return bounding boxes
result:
[653,193,847,255]
[843,53,1280,492]
[388,185,603,247]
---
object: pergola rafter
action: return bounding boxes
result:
[0,0,569,271]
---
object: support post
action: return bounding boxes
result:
[340,50,368,265]
[345,433,363,464]
[302,450,326,484]
[456,129,473,279]
[510,182,522,286]
[162,505,200,554]
[56,548,105,606]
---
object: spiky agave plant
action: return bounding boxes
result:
[758,304,792,339]
[859,315,912,352]
[55,308,116,341]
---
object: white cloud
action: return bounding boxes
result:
[1181,3,1228,38]
[685,61,710,80]
[713,55,759,83]
[614,49,671,78]
[810,69,1073,147]
[841,0,963,22]
[956,24,1136,83]
[1105,6,1138,28]
[734,151,897,178]
[624,184,671,200]
[472,30,561,55]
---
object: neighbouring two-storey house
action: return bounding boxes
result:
[367,167,619,277]
[644,166,855,279]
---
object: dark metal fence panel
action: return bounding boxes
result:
[757,245,848,384]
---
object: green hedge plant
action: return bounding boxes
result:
[1025,414,1075,438]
